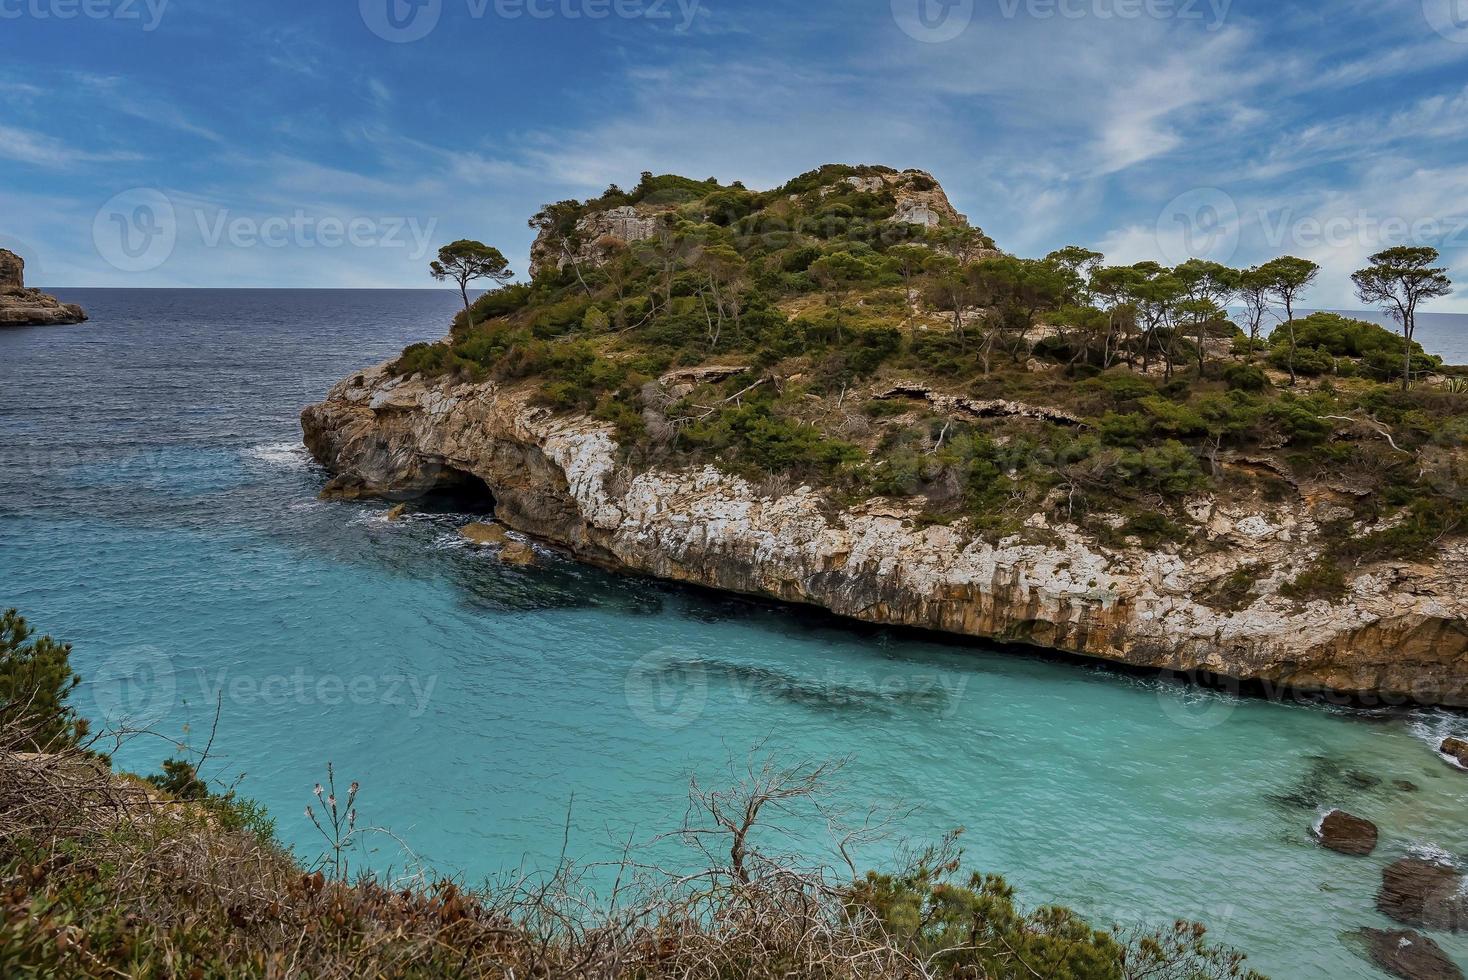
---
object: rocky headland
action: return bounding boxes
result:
[302,165,1468,707]
[302,365,1468,706]
[0,249,86,326]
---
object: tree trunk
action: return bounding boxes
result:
[460,282,473,330]
[1403,323,1414,391]
[1285,299,1297,386]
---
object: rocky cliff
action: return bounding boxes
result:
[303,365,1468,708]
[529,168,970,279]
[0,250,86,326]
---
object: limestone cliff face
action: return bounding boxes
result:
[303,365,1468,707]
[0,250,86,326]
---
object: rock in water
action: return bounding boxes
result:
[1315,810,1379,856]
[0,249,86,326]
[498,540,535,567]
[460,523,509,546]
[1442,738,1468,770]
[385,504,407,522]
[1358,928,1464,980]
[1378,858,1468,932]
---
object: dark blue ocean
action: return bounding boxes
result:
[2,289,1465,979]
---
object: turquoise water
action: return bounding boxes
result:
[3,290,1467,978]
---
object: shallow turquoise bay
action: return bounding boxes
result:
[3,289,1466,978]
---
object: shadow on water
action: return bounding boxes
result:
[1263,754,1425,814]
[641,656,959,717]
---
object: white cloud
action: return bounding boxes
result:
[0,124,144,168]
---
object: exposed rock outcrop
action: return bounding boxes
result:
[302,366,1468,707]
[529,169,971,279]
[530,206,667,279]
[0,250,86,326]
[1313,810,1379,855]
[1442,737,1468,769]
[1378,858,1468,932]
[835,169,968,228]
[1358,928,1464,980]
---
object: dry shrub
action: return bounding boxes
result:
[0,724,1263,979]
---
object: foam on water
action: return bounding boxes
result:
[245,441,312,468]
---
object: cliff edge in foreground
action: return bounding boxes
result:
[0,249,86,326]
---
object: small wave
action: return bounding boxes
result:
[1397,845,1456,862]
[1408,708,1467,758]
[1406,842,1458,866]
[244,441,310,468]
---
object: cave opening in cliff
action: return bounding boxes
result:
[415,466,496,516]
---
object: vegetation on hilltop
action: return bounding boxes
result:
[0,609,1265,977]
[391,168,1465,595]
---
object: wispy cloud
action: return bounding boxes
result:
[0,124,144,168]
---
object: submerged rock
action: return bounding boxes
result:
[460,523,509,546]
[1442,738,1468,770]
[1378,858,1468,932]
[0,250,86,326]
[1358,928,1464,980]
[1314,810,1379,856]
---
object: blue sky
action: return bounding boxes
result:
[3,0,1468,309]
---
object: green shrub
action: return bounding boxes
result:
[1280,558,1347,602]
[1113,441,1207,495]
[0,609,84,751]
[466,282,533,322]
[683,402,862,479]
[1223,363,1269,392]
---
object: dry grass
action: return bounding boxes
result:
[0,727,1264,979]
